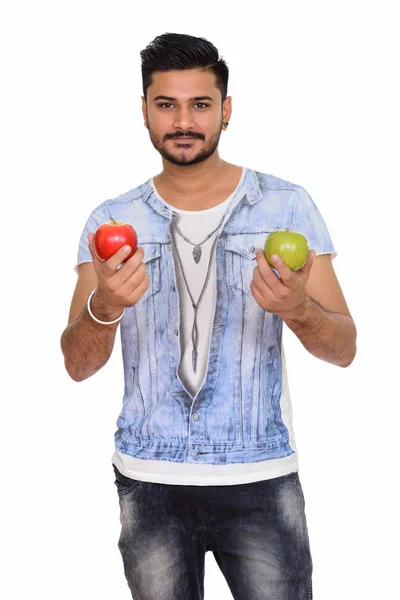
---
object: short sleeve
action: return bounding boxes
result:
[74,204,107,273]
[289,186,337,259]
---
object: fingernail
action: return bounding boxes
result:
[123,246,131,254]
[271,255,279,263]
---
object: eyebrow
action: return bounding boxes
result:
[153,95,214,102]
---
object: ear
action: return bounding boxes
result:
[141,96,148,128]
[222,96,232,126]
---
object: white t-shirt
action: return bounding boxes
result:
[112,169,299,484]
[170,194,233,397]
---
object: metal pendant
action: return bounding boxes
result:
[193,245,201,263]
[192,349,197,372]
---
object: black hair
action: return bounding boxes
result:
[140,33,229,102]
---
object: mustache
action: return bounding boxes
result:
[164,132,205,141]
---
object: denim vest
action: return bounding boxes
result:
[76,168,335,465]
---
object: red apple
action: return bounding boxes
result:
[94,216,137,262]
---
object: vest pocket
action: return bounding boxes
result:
[225,232,273,295]
[135,242,161,304]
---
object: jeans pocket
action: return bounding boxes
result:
[113,464,141,496]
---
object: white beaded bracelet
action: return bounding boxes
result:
[86,289,126,325]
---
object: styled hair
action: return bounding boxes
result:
[140,33,229,102]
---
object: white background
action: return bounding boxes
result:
[1,1,399,598]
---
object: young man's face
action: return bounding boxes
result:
[142,69,231,167]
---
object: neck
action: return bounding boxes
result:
[153,154,241,210]
[157,152,226,191]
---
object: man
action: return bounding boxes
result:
[61,32,356,600]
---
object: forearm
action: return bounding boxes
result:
[280,296,357,367]
[60,294,121,382]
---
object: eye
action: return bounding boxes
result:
[194,103,209,109]
[158,103,174,109]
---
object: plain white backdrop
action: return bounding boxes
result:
[1,1,399,598]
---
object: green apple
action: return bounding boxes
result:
[264,228,309,271]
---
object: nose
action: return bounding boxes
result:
[172,106,195,131]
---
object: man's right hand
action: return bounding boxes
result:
[87,232,150,315]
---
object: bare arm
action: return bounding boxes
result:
[61,266,123,382]
[251,251,357,368]
[61,234,149,382]
[280,294,356,367]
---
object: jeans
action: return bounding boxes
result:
[113,465,313,600]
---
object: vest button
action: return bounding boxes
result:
[189,450,198,458]
[192,413,200,421]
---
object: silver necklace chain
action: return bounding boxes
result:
[171,214,224,263]
[171,228,220,373]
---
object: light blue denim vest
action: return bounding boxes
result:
[77,168,335,465]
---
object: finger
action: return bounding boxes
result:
[250,280,266,308]
[125,261,148,292]
[128,272,151,305]
[255,249,285,290]
[102,245,142,279]
[297,249,317,279]
[266,252,295,286]
[114,247,145,285]
[253,265,273,293]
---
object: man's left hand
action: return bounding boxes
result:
[250,248,317,318]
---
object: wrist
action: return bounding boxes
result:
[279,295,312,325]
[89,290,125,323]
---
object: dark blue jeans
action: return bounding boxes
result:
[113,465,313,599]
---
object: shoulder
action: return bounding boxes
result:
[97,178,152,212]
[80,178,161,241]
[248,169,311,213]
[252,169,303,193]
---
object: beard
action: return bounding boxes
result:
[146,124,223,167]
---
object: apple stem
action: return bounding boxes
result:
[286,226,289,232]
[109,215,117,225]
